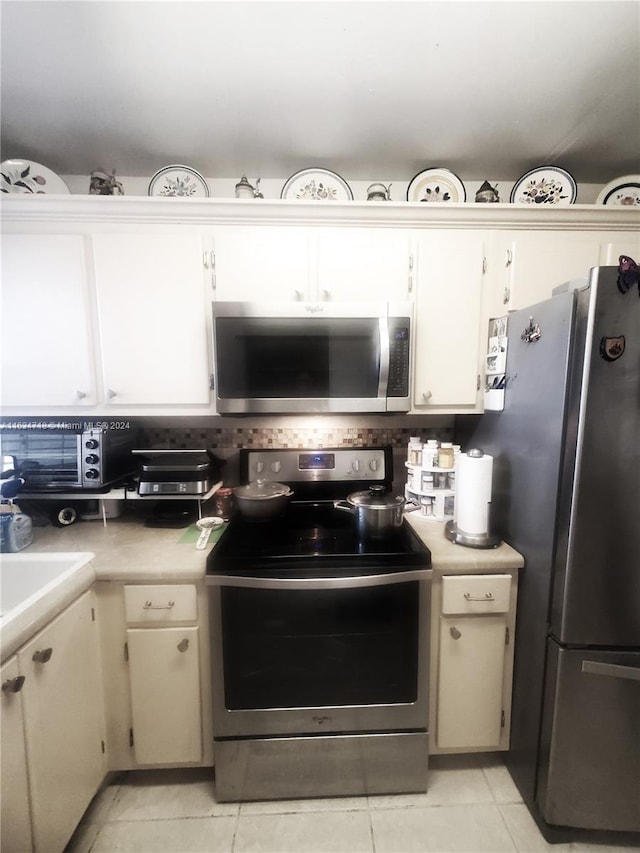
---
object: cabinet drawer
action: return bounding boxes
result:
[124,585,197,623]
[441,574,511,615]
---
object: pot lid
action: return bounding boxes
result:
[234,481,292,500]
[346,485,404,509]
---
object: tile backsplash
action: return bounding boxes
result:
[141,423,454,451]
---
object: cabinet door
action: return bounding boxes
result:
[437,614,507,749]
[492,231,600,314]
[92,233,211,405]
[1,656,33,853]
[1,234,96,407]
[598,231,640,265]
[412,231,485,408]
[212,225,311,301]
[127,626,202,765]
[18,591,105,853]
[316,228,412,301]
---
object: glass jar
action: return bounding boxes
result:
[213,487,235,520]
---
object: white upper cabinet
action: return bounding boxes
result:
[315,227,413,302]
[211,225,412,303]
[211,225,311,301]
[92,233,211,406]
[1,234,96,407]
[412,231,486,410]
[488,231,600,315]
[598,231,640,265]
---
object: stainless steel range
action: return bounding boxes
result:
[206,447,432,802]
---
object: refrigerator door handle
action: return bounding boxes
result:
[581,660,640,682]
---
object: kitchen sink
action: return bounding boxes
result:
[0,552,95,620]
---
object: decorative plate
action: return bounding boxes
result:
[281,168,353,201]
[148,164,209,198]
[1,159,70,194]
[406,168,466,203]
[510,166,577,205]
[596,175,640,207]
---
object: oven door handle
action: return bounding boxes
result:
[206,570,432,590]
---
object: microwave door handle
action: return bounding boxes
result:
[206,570,432,591]
[379,316,390,398]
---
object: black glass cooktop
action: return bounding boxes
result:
[206,502,431,577]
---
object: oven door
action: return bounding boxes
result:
[207,570,431,738]
[0,430,83,490]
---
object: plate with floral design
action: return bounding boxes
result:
[148,164,210,198]
[281,168,353,200]
[596,175,640,206]
[1,159,70,194]
[406,168,466,203]
[510,166,577,205]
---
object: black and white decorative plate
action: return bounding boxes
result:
[596,175,640,206]
[510,166,577,205]
[148,164,210,197]
[406,168,466,203]
[1,159,70,194]
[281,168,353,200]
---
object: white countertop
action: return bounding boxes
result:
[1,509,522,661]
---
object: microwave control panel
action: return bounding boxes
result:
[387,317,411,397]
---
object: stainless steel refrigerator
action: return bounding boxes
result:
[469,266,640,840]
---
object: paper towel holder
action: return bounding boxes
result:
[444,447,501,548]
[445,520,500,549]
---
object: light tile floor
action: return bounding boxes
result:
[65,753,639,853]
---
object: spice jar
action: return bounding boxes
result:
[214,487,235,520]
[407,437,423,466]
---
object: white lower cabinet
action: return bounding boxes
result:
[1,590,106,853]
[120,584,205,766]
[431,572,517,753]
[1,657,33,853]
[127,626,202,764]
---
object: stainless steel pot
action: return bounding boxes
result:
[334,484,405,539]
[233,480,293,521]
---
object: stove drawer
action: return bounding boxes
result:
[441,574,511,615]
[124,584,197,623]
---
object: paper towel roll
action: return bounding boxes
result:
[454,452,494,535]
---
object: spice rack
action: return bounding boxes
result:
[404,438,458,521]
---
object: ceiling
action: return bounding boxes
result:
[1,1,639,186]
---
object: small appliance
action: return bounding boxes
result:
[133,449,217,496]
[211,301,413,413]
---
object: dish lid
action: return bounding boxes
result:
[346,485,404,509]
[234,481,293,500]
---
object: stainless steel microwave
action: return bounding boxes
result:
[211,301,413,414]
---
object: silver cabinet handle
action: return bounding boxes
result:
[505,249,513,267]
[422,391,432,402]
[32,648,53,664]
[177,638,190,653]
[143,600,175,610]
[106,388,117,399]
[2,675,26,693]
[464,592,495,601]
[76,390,87,400]
[449,626,462,640]
[503,287,511,304]
[582,661,640,682]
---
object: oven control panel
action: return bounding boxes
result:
[244,448,388,483]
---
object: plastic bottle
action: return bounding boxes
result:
[438,442,455,469]
[421,439,439,468]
